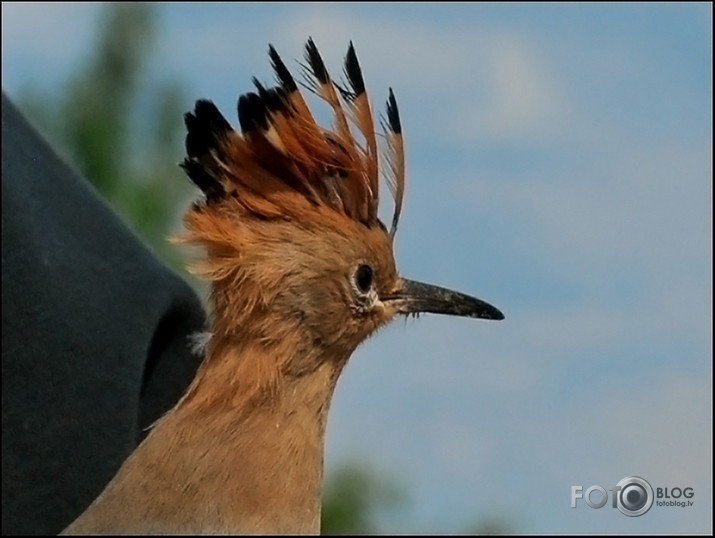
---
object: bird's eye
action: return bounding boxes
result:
[354,264,374,294]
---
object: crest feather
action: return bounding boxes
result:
[384,88,405,238]
[181,40,406,236]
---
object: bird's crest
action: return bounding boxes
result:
[181,38,405,238]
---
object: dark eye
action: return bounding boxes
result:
[354,264,374,294]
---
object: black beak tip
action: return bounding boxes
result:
[484,306,505,321]
[468,302,504,321]
[396,279,505,321]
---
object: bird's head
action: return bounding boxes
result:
[178,39,503,383]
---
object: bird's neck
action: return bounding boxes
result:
[63,342,345,535]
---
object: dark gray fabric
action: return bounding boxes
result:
[1,93,206,535]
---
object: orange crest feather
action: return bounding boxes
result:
[181,39,405,237]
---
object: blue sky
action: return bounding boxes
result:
[2,2,712,533]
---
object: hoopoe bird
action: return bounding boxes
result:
[63,39,504,534]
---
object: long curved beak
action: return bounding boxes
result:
[384,278,504,320]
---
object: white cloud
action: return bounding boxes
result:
[451,30,570,143]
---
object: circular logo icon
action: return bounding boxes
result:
[616,476,654,517]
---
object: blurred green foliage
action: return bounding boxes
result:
[321,462,408,534]
[19,3,193,273]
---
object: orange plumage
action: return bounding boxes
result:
[63,39,502,535]
[180,38,404,231]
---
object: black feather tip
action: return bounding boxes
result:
[268,45,298,93]
[184,99,232,159]
[305,37,330,85]
[237,92,269,133]
[180,158,224,202]
[343,42,365,97]
[386,88,401,134]
[252,78,290,116]
[182,100,232,201]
